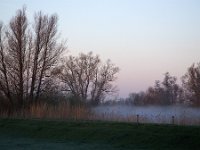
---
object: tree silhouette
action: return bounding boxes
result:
[0,7,66,110]
[53,52,119,105]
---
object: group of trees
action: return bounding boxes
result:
[0,8,119,111]
[1,7,200,112]
[126,64,200,107]
[126,72,182,105]
[0,8,64,110]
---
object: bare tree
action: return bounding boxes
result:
[29,12,64,103]
[182,63,200,106]
[90,59,119,105]
[53,52,119,105]
[0,8,66,110]
[132,73,181,105]
[6,7,28,108]
[162,72,179,104]
[0,22,13,108]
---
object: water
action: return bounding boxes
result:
[92,105,200,125]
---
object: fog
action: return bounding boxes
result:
[92,105,200,125]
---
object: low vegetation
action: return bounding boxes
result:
[0,119,200,150]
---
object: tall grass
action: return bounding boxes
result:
[1,102,200,126]
[0,102,91,120]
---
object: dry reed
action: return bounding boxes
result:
[1,103,200,126]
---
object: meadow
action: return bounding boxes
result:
[0,118,200,150]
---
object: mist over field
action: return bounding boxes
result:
[93,105,200,125]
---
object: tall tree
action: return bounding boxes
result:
[6,7,28,108]
[143,73,180,105]
[182,63,200,106]
[30,12,64,103]
[162,72,179,105]
[0,8,65,109]
[0,22,13,108]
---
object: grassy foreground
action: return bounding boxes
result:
[0,119,200,150]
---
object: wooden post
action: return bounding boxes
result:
[137,114,139,124]
[172,116,175,125]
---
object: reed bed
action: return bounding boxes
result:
[0,102,90,120]
[1,103,200,126]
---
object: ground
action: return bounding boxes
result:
[0,119,200,150]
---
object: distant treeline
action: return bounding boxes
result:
[105,67,200,107]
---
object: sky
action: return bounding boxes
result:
[1,0,200,98]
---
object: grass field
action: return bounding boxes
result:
[0,119,200,150]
